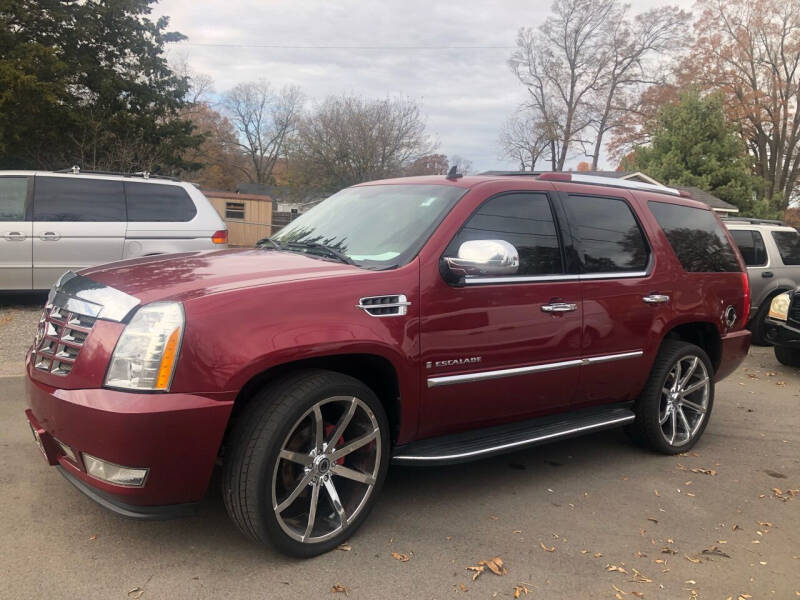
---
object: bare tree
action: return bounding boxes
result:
[223,80,303,184]
[500,108,551,171]
[586,5,690,169]
[510,0,618,171]
[290,95,436,191]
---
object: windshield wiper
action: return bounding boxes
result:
[283,241,356,266]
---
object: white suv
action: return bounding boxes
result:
[0,170,227,290]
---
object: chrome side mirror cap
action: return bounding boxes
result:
[444,239,520,277]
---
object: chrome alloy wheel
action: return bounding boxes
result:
[271,396,381,543]
[659,355,710,447]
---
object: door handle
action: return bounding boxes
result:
[40,232,60,241]
[4,231,26,241]
[541,302,578,313]
[642,294,670,304]
[762,271,774,278]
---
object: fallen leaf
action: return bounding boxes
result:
[88,535,97,541]
[654,489,660,496]
[702,546,731,559]
[540,542,555,552]
[331,584,347,594]
[467,565,484,581]
[732,524,742,531]
[631,593,645,598]
[684,554,701,564]
[594,552,603,558]
[484,557,507,576]
[690,467,716,476]
[513,584,529,598]
[758,521,773,527]
[612,584,626,593]
[459,584,468,592]
[337,544,352,552]
[630,568,653,583]
[391,552,410,562]
[127,588,145,600]
[607,564,628,574]
[647,517,658,524]
[661,547,677,555]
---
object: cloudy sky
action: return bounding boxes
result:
[154,0,694,172]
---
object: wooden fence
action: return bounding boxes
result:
[205,191,274,247]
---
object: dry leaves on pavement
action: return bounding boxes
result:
[701,546,731,559]
[337,543,351,552]
[127,588,145,600]
[513,584,529,598]
[331,583,347,594]
[391,552,410,562]
[467,556,507,580]
[540,542,555,552]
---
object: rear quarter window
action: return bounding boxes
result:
[648,201,740,272]
[730,229,768,267]
[125,182,197,222]
[771,230,800,265]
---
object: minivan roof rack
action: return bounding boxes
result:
[53,166,180,182]
[478,170,683,198]
[721,217,786,225]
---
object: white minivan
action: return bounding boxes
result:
[0,170,227,290]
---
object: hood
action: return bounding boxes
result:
[81,249,362,304]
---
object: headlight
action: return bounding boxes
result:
[768,292,791,322]
[105,302,184,391]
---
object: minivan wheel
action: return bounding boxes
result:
[222,370,390,557]
[628,341,714,455]
[774,345,800,367]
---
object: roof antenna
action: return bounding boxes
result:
[446,165,463,180]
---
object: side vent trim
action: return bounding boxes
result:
[357,294,411,318]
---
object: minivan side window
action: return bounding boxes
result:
[0,177,28,221]
[562,195,649,273]
[771,230,800,265]
[34,177,125,222]
[445,192,563,277]
[125,182,197,222]
[730,230,767,266]
[648,201,740,272]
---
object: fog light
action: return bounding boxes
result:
[82,454,149,487]
[54,439,79,464]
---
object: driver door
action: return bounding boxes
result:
[418,192,582,438]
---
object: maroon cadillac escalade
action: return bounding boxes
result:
[25,171,750,556]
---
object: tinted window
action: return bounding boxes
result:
[34,177,125,222]
[730,230,767,266]
[563,195,649,273]
[0,177,28,221]
[446,193,563,276]
[125,182,196,222]
[772,230,800,265]
[648,201,740,272]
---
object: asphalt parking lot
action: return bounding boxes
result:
[1,295,798,599]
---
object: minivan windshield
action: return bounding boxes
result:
[271,184,466,268]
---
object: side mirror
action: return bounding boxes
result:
[444,239,519,278]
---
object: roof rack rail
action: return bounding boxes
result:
[479,170,541,176]
[53,166,180,182]
[721,217,786,225]
[537,172,682,197]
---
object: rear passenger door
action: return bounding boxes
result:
[559,192,670,408]
[729,229,770,307]
[0,175,32,290]
[32,176,126,289]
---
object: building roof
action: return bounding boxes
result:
[674,186,739,213]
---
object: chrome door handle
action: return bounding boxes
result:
[4,231,26,241]
[541,302,578,313]
[642,294,670,304]
[40,232,60,241]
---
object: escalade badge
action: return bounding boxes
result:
[426,356,482,369]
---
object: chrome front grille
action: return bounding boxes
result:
[32,304,96,376]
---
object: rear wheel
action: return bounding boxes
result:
[628,341,714,454]
[774,345,800,367]
[223,370,389,557]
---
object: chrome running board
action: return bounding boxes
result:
[391,406,635,465]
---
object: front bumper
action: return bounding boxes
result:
[25,363,234,514]
[764,318,800,348]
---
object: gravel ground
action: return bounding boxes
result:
[1,304,798,599]
[0,292,46,377]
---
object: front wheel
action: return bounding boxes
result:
[628,341,714,454]
[222,370,390,557]
[774,345,800,367]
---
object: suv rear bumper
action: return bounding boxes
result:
[24,364,233,512]
[715,329,751,381]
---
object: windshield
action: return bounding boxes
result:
[271,184,466,268]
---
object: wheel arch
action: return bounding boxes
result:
[661,321,722,373]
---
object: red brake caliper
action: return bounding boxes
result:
[324,424,346,465]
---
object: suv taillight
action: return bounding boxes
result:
[212,229,228,244]
[741,272,751,326]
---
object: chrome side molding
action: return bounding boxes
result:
[427,350,644,388]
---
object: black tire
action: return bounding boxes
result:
[774,345,800,367]
[222,369,390,557]
[628,340,715,455]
